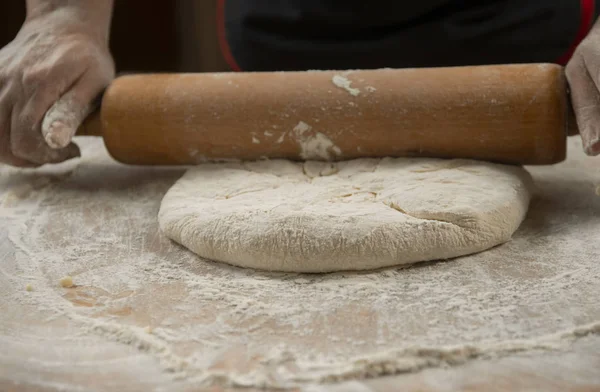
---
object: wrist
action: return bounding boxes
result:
[25,0,114,43]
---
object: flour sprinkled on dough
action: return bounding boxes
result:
[159,158,532,272]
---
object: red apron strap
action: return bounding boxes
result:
[217,0,243,72]
[557,0,596,65]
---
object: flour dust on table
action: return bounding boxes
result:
[159,158,533,272]
[3,138,600,390]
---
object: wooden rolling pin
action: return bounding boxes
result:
[77,63,571,165]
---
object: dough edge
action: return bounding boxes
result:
[158,158,533,273]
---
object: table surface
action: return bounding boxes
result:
[1,137,599,392]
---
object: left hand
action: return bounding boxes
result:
[566,18,600,156]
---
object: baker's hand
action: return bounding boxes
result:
[566,19,600,156]
[0,8,114,167]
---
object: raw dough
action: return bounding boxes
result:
[59,275,74,288]
[158,158,533,272]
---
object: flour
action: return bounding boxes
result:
[2,137,600,390]
[185,121,342,161]
[297,132,342,160]
[291,121,342,160]
[42,97,90,149]
[308,321,600,383]
[81,317,188,374]
[332,74,360,96]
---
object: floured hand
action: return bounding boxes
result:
[0,1,114,167]
[566,18,600,156]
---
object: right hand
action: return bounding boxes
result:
[0,9,114,167]
[566,19,600,156]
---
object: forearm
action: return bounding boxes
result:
[25,0,114,42]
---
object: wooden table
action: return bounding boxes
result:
[1,137,599,392]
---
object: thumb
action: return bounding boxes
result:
[41,71,107,149]
[566,56,600,156]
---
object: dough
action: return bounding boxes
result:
[59,276,74,288]
[158,158,533,272]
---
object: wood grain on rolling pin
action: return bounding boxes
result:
[79,64,569,165]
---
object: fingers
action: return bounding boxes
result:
[0,81,38,167]
[1,48,86,166]
[10,83,81,165]
[566,53,600,156]
[42,69,107,149]
[6,49,107,165]
[0,19,115,167]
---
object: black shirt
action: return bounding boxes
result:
[221,0,596,71]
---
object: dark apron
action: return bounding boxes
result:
[219,0,597,71]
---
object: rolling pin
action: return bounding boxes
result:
[77,63,571,165]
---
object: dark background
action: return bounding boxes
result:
[0,1,229,73]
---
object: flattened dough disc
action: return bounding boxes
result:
[158,158,533,272]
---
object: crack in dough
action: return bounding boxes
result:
[382,201,465,228]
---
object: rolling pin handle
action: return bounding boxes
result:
[76,110,103,137]
[76,91,105,137]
